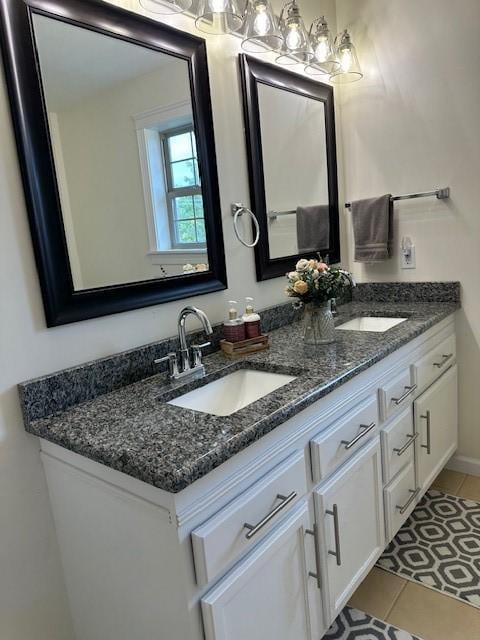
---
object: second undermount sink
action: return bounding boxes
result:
[168,369,297,416]
[336,316,407,332]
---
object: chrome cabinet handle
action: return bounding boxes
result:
[420,410,431,454]
[433,353,453,368]
[391,384,417,405]
[306,524,322,589]
[393,432,419,456]
[341,422,376,450]
[396,488,420,514]
[243,491,297,540]
[326,504,342,566]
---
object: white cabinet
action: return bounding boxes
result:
[314,439,385,620]
[38,317,457,640]
[415,364,458,492]
[201,501,324,640]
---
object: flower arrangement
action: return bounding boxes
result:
[285,258,353,307]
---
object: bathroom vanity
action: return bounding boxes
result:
[20,287,459,640]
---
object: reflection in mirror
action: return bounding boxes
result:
[239,55,339,281]
[33,14,208,291]
[257,83,328,259]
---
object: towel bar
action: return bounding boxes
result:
[345,187,450,209]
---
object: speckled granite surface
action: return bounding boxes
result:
[22,297,459,493]
[19,282,459,425]
[18,300,306,425]
[353,281,460,304]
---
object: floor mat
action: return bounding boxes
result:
[324,606,422,639]
[377,489,480,608]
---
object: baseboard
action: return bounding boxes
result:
[446,454,480,477]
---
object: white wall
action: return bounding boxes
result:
[0,0,337,638]
[336,0,480,462]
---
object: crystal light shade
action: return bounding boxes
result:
[276,1,312,65]
[195,0,244,34]
[241,0,283,54]
[330,29,363,83]
[139,0,192,15]
[304,16,339,76]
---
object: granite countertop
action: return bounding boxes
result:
[24,299,459,493]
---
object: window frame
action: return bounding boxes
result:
[161,125,206,250]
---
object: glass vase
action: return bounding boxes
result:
[303,300,335,345]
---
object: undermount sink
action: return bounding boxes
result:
[336,316,407,333]
[168,369,297,417]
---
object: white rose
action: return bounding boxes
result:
[288,271,300,282]
[296,259,310,272]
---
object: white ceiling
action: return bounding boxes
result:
[33,13,187,110]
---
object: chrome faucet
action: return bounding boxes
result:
[331,271,356,316]
[154,306,213,381]
[339,269,357,288]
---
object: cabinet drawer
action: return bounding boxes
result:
[192,451,307,586]
[379,368,415,421]
[310,395,378,483]
[381,407,415,483]
[384,461,418,541]
[412,333,456,393]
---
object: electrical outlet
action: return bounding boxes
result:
[400,237,416,269]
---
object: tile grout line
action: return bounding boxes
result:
[455,474,468,495]
[383,578,409,621]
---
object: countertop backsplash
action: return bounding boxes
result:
[19,282,460,430]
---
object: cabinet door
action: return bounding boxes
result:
[315,439,385,621]
[415,364,458,492]
[201,501,324,640]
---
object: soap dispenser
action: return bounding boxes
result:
[242,297,261,338]
[223,301,246,342]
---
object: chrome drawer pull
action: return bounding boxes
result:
[420,410,431,454]
[243,491,297,539]
[433,353,453,368]
[393,432,419,456]
[326,504,342,566]
[306,524,322,589]
[391,384,417,405]
[341,422,376,450]
[396,488,420,514]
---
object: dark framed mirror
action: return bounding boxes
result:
[239,54,340,280]
[0,0,227,326]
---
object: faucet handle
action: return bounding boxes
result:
[191,342,211,367]
[154,352,178,378]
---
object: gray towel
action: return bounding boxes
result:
[351,195,393,262]
[296,205,330,253]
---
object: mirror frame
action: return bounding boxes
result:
[239,54,340,280]
[0,0,227,326]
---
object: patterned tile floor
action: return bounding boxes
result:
[347,471,480,640]
[377,489,480,607]
[325,606,422,639]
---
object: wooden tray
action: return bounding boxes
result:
[220,334,269,358]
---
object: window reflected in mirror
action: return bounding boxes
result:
[33,13,209,291]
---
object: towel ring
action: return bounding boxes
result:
[231,203,260,248]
